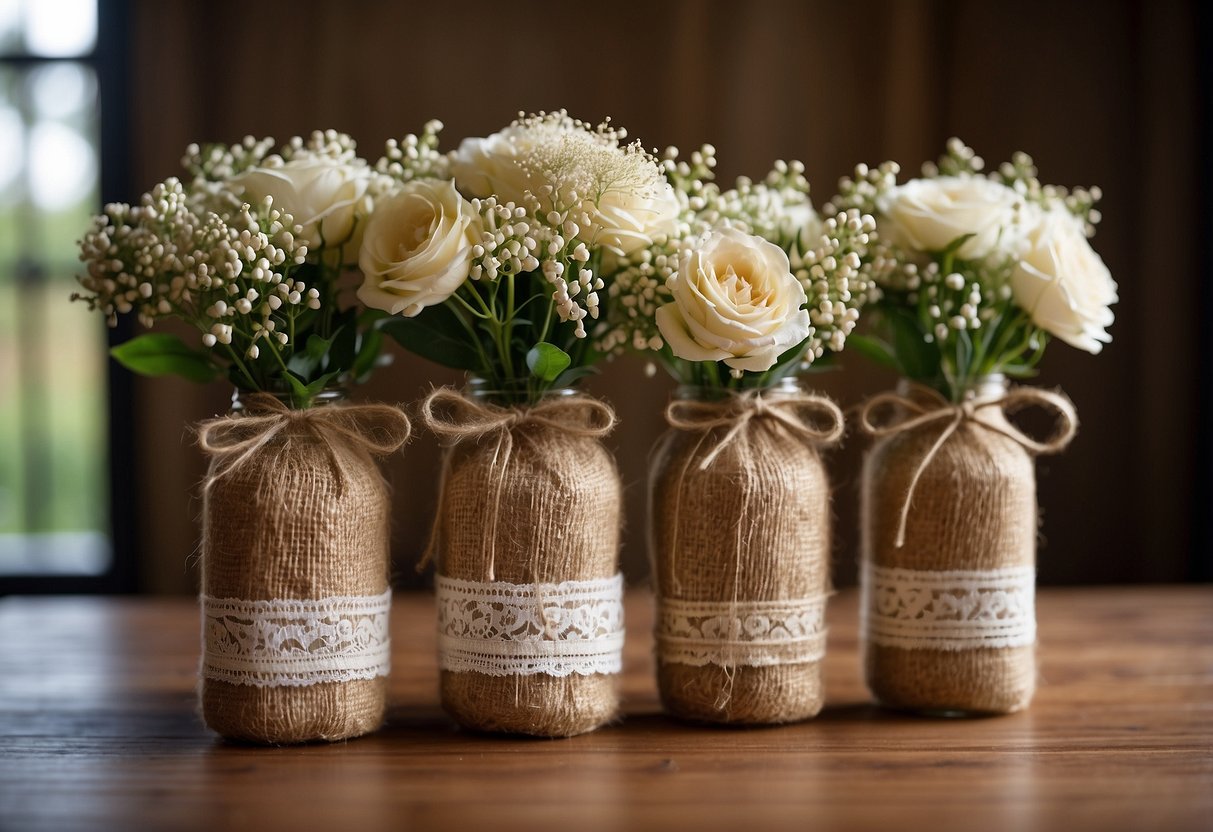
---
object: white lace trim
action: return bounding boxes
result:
[863,565,1036,650]
[657,596,828,668]
[201,591,392,688]
[436,574,624,677]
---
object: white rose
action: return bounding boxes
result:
[356,179,481,317]
[451,127,536,206]
[879,175,1022,260]
[655,227,811,372]
[1009,206,1116,353]
[588,180,682,256]
[233,156,372,250]
[780,197,819,245]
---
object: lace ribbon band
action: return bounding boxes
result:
[436,574,624,677]
[863,565,1036,651]
[657,596,828,668]
[202,590,392,688]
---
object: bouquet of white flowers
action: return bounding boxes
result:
[836,138,1117,399]
[361,111,681,404]
[601,145,876,390]
[73,130,385,407]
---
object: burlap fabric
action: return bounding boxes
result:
[859,382,1077,714]
[650,387,843,725]
[197,394,410,743]
[421,388,622,738]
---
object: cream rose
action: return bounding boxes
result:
[655,227,811,372]
[879,175,1022,260]
[1009,206,1117,353]
[588,181,682,256]
[451,127,536,206]
[233,156,372,250]
[356,179,480,317]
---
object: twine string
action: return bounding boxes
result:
[196,393,411,494]
[857,383,1078,548]
[417,386,617,583]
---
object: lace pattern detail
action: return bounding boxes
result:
[202,591,392,688]
[863,565,1036,650]
[657,596,828,668]
[436,574,624,677]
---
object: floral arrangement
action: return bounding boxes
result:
[73,130,386,407]
[834,138,1117,399]
[598,145,877,391]
[358,111,681,405]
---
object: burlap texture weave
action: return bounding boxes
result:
[861,397,1038,714]
[650,391,839,725]
[198,395,407,743]
[425,391,622,738]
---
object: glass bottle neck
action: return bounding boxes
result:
[230,387,347,413]
[464,376,577,407]
[674,375,802,402]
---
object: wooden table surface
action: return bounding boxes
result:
[1,587,1210,832]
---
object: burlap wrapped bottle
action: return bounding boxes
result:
[420,385,624,738]
[859,378,1077,715]
[196,392,410,744]
[650,382,844,725]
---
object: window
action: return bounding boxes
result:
[0,0,131,591]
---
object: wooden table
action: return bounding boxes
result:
[1,588,1210,832]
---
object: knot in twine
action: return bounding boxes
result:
[857,383,1078,548]
[665,388,845,468]
[196,393,411,492]
[417,386,617,581]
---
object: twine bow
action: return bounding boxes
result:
[857,383,1078,549]
[417,386,617,581]
[665,389,846,469]
[196,393,412,491]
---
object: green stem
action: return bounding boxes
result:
[222,343,259,391]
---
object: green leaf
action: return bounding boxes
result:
[306,371,341,395]
[326,320,357,375]
[286,333,330,379]
[380,305,483,371]
[526,342,571,382]
[360,307,390,329]
[941,232,977,259]
[110,333,222,383]
[351,329,383,383]
[846,334,900,370]
[551,364,598,388]
[282,370,311,401]
[763,340,812,385]
[887,306,939,381]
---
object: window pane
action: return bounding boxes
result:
[23,0,97,58]
[0,58,108,577]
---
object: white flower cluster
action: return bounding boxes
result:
[360,111,677,340]
[374,119,451,190]
[74,178,309,357]
[793,210,877,360]
[182,135,277,210]
[834,138,1116,357]
[599,146,876,372]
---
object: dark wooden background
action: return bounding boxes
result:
[115,0,1209,593]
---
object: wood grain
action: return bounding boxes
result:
[1,588,1210,831]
